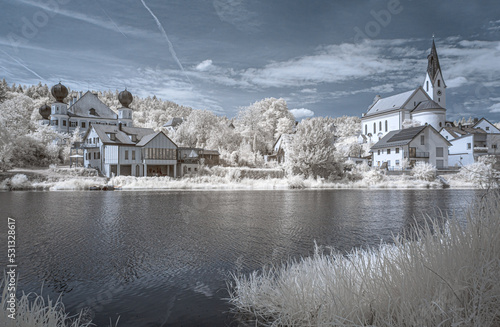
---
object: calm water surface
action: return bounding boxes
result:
[0,189,481,326]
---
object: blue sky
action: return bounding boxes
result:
[1,0,500,122]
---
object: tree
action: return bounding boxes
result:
[0,78,7,103]
[285,117,340,178]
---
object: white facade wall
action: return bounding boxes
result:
[362,111,401,141]
[423,71,446,108]
[412,111,446,131]
[448,135,474,167]
[372,146,405,169]
[439,129,456,141]
[104,146,119,164]
[407,128,448,168]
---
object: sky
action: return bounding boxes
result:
[1,0,500,122]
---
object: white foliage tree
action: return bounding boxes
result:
[285,117,340,178]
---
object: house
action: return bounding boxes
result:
[82,124,178,178]
[40,82,134,135]
[361,40,447,142]
[162,117,184,133]
[199,149,220,166]
[371,125,451,170]
[440,122,500,167]
[177,147,202,176]
[267,134,294,164]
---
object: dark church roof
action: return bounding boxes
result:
[371,126,426,149]
[412,100,444,112]
[427,39,442,83]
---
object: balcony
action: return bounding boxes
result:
[474,146,488,153]
[410,152,429,158]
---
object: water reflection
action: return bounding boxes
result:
[0,189,481,326]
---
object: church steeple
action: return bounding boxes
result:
[427,39,442,83]
[423,38,446,109]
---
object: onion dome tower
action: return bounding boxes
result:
[51,82,68,103]
[49,82,69,131]
[39,104,51,120]
[118,89,134,127]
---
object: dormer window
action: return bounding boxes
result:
[129,134,137,142]
[89,108,97,116]
[107,133,116,141]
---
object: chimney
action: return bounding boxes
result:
[474,117,479,124]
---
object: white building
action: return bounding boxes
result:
[39,82,134,135]
[371,125,451,170]
[83,124,178,178]
[440,120,500,167]
[361,40,447,142]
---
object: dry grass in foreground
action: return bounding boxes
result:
[0,279,119,327]
[228,192,500,326]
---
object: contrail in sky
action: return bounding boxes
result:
[139,0,192,85]
[0,49,44,81]
[95,0,128,38]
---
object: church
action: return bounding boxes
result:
[361,39,448,142]
[362,40,453,169]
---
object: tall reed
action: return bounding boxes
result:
[229,192,500,326]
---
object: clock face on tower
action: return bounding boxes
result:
[437,90,442,96]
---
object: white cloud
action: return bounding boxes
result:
[300,88,317,93]
[488,103,500,113]
[447,76,468,88]
[290,108,314,119]
[213,0,261,32]
[195,59,213,71]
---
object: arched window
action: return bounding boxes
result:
[438,80,440,87]
[379,121,382,131]
[426,81,429,92]
[385,120,388,132]
[365,125,367,135]
[439,122,442,128]
[374,122,376,133]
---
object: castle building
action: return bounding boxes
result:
[39,82,134,135]
[361,40,447,142]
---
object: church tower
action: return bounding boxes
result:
[423,39,446,108]
[118,89,134,127]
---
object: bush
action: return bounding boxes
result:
[456,161,496,187]
[411,162,436,181]
[229,192,500,326]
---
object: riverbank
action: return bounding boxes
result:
[228,192,500,326]
[0,166,488,191]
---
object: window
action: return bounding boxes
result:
[132,151,136,160]
[467,143,471,150]
[89,108,96,116]
[387,149,391,154]
[377,150,380,155]
[438,80,441,87]
[70,121,77,127]
[492,144,497,149]
[436,147,443,157]
[385,120,388,132]
[365,125,367,135]
[426,81,429,92]
[81,122,86,128]
[486,126,490,131]
[379,121,382,131]
[420,135,425,145]
[374,122,376,133]
[439,122,442,127]
[396,160,400,166]
[396,148,400,154]
[438,98,440,102]
[125,150,129,160]
[62,120,67,126]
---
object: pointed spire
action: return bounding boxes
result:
[427,38,441,82]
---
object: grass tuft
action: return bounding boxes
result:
[228,192,500,326]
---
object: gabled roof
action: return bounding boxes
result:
[366,89,415,116]
[371,125,451,150]
[472,118,500,132]
[441,126,486,139]
[135,131,177,148]
[371,126,426,149]
[83,124,155,145]
[69,91,118,119]
[412,99,444,112]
